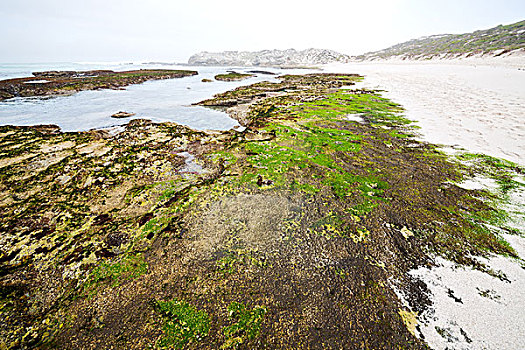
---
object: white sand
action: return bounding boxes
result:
[401,177,524,350]
[324,58,525,166]
[409,251,525,350]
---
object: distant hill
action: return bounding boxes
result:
[188,21,525,66]
[356,20,525,60]
[187,48,350,67]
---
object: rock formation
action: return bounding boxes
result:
[188,48,350,67]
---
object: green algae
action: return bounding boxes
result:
[456,152,525,195]
[156,299,210,349]
[217,249,268,274]
[215,81,516,264]
[221,302,266,349]
[82,253,147,297]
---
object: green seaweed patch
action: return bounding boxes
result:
[82,253,147,297]
[156,299,210,349]
[240,121,366,194]
[423,214,517,262]
[207,150,238,166]
[453,152,524,237]
[141,215,171,240]
[290,180,320,194]
[291,91,414,129]
[221,302,267,349]
[157,180,189,203]
[456,152,525,194]
[323,171,388,199]
[217,249,268,274]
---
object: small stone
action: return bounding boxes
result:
[111,111,136,119]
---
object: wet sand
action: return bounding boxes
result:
[325,60,525,166]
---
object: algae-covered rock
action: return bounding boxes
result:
[0,69,198,101]
[111,111,136,119]
[214,72,254,81]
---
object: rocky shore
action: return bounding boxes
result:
[0,69,198,101]
[0,73,522,349]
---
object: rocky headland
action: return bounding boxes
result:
[0,72,522,349]
[188,48,350,67]
[0,69,198,101]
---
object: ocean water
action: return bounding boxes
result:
[0,63,316,132]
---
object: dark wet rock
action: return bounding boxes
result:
[93,213,112,225]
[29,124,62,134]
[256,175,273,186]
[214,72,255,81]
[105,232,128,248]
[95,248,116,259]
[247,70,277,75]
[111,111,136,119]
[138,213,154,226]
[447,288,463,303]
[88,129,113,139]
[32,70,114,79]
[126,118,153,128]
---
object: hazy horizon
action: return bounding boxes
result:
[0,0,523,64]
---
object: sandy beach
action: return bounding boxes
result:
[325,57,525,166]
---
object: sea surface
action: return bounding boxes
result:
[0,62,317,132]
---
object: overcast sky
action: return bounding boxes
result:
[0,0,523,63]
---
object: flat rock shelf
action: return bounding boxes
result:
[0,69,198,101]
